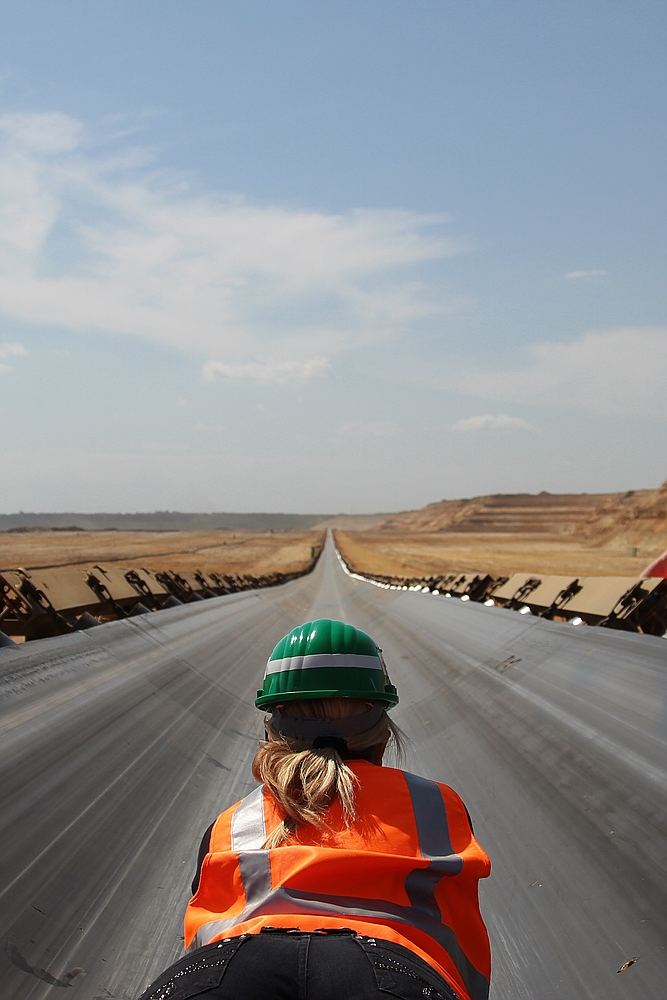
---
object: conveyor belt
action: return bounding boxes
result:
[1,538,666,999]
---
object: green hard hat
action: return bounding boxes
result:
[256,618,398,709]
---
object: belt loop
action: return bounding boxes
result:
[297,933,310,1000]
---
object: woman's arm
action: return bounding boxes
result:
[191,822,215,895]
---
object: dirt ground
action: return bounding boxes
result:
[334,530,664,579]
[0,529,325,577]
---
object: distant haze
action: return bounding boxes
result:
[0,512,331,532]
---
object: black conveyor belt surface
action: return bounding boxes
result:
[1,537,666,999]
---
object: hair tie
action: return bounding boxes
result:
[312,736,348,754]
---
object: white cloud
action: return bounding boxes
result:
[0,112,82,153]
[450,414,533,433]
[564,269,607,279]
[338,420,398,436]
[202,357,331,383]
[459,327,667,417]
[0,341,27,372]
[0,342,27,358]
[0,112,463,372]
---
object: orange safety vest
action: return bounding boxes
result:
[185,760,491,1000]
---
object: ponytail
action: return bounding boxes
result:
[251,698,404,849]
[252,740,358,849]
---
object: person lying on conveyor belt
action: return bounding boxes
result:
[137,618,491,1000]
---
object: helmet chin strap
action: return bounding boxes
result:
[268,704,384,743]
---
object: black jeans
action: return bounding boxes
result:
[136,928,459,1000]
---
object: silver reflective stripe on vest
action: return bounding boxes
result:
[238,851,272,905]
[400,772,486,998]
[402,769,465,950]
[401,770,464,928]
[403,770,462,866]
[191,884,488,1000]
[231,786,266,851]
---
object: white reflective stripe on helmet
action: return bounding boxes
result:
[265,652,383,674]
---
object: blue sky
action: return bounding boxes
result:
[0,1,664,513]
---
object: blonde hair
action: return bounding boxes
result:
[252,698,403,849]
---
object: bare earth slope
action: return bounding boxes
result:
[377,480,667,547]
[376,492,612,534]
[337,480,667,579]
[579,480,667,548]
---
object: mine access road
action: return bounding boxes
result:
[1,535,666,999]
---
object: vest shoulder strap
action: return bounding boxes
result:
[210,785,267,853]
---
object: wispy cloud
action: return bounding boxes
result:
[338,420,398,436]
[564,269,607,280]
[450,414,533,433]
[0,112,82,153]
[0,341,27,372]
[0,112,464,374]
[0,342,27,358]
[202,357,331,383]
[459,327,667,417]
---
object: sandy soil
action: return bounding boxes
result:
[0,529,324,577]
[334,530,663,579]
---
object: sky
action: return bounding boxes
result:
[0,0,664,514]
